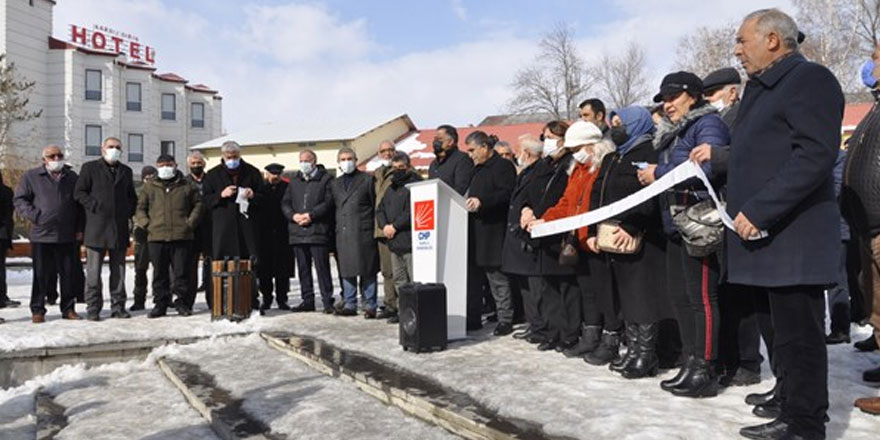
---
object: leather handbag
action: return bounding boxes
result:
[558,231,580,266]
[596,220,643,254]
[673,199,724,257]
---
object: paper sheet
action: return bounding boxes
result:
[235,187,249,218]
[530,161,768,240]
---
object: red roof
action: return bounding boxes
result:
[48,36,118,58]
[844,102,873,131]
[186,83,218,94]
[115,60,157,71]
[153,72,188,84]
[409,122,547,169]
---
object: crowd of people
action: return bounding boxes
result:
[0,8,879,440]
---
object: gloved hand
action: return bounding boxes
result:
[133,226,148,243]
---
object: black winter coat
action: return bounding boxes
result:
[258,179,294,277]
[726,54,844,287]
[527,153,576,276]
[74,159,137,250]
[501,159,553,275]
[202,160,264,260]
[428,148,474,196]
[589,140,670,323]
[186,173,212,254]
[331,171,379,278]
[281,167,334,246]
[468,152,516,268]
[1,172,15,245]
[376,171,422,255]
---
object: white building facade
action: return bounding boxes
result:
[1,0,222,174]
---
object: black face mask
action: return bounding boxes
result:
[391,169,409,185]
[610,126,630,147]
[190,166,204,177]
[432,140,445,155]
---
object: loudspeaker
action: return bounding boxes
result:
[398,283,447,353]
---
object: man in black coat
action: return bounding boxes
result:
[184,151,212,310]
[282,151,335,313]
[465,132,517,336]
[729,10,844,440]
[0,170,18,311]
[74,137,137,321]
[428,125,473,196]
[131,165,157,311]
[256,163,293,313]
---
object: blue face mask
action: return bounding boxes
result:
[225,158,240,169]
[862,59,878,89]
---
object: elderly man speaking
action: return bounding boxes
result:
[727,9,843,440]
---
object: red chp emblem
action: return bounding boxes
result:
[414,200,435,231]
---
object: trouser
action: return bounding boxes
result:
[390,252,413,301]
[85,246,127,315]
[466,264,485,328]
[293,244,334,309]
[478,266,513,324]
[719,283,765,374]
[43,245,86,304]
[378,241,397,310]
[342,275,377,311]
[30,242,76,315]
[826,241,851,335]
[534,275,579,342]
[865,234,880,346]
[186,247,212,309]
[258,265,289,307]
[0,240,7,302]
[667,239,720,361]
[761,285,828,438]
[133,239,150,305]
[576,273,621,330]
[510,276,524,323]
[516,274,542,330]
[148,241,190,309]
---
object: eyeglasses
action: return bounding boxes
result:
[105,145,122,149]
[379,148,394,154]
[44,154,64,159]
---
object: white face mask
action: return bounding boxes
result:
[377,159,390,167]
[542,138,559,157]
[300,162,314,176]
[103,148,122,164]
[46,160,64,173]
[572,149,591,164]
[339,159,356,175]
[710,99,727,112]
[157,166,176,180]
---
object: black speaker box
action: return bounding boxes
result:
[398,282,447,353]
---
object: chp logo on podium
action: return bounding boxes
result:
[414,200,435,251]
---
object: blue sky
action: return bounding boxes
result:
[53,0,791,135]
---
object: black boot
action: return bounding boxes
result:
[745,380,782,406]
[660,355,694,391]
[621,323,659,379]
[563,325,602,358]
[583,330,621,366]
[670,358,718,398]
[610,323,639,373]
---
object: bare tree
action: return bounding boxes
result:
[592,42,651,109]
[794,0,863,92]
[848,0,880,50]
[0,53,42,169]
[508,23,591,120]
[673,23,739,77]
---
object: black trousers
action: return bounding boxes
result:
[44,245,85,304]
[31,242,76,315]
[517,274,543,330]
[148,241,190,309]
[185,247,212,309]
[718,283,765,374]
[258,267,290,306]
[534,275,580,342]
[133,239,151,304]
[510,274,525,323]
[0,240,8,302]
[667,239,720,361]
[293,244,333,309]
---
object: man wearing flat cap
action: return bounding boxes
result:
[256,163,293,313]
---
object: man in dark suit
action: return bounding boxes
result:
[256,163,292,313]
[74,137,138,321]
[428,125,473,196]
[729,9,844,440]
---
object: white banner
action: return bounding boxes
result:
[530,161,766,239]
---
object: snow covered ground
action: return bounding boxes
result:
[2,265,880,439]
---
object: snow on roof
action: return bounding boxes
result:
[192,114,414,150]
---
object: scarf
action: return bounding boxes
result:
[610,106,655,155]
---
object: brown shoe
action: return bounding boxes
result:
[63,310,83,320]
[32,313,46,323]
[855,397,880,415]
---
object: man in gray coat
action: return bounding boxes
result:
[74,137,138,321]
[14,145,84,323]
[330,147,380,317]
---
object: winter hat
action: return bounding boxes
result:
[702,67,741,93]
[562,121,603,148]
[141,165,157,179]
[653,71,703,103]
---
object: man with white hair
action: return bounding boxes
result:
[728,9,844,440]
[202,141,264,309]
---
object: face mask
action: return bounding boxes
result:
[863,59,878,89]
[573,149,591,164]
[339,160,356,175]
[392,169,408,183]
[300,162,314,176]
[157,166,176,180]
[610,126,630,147]
[189,166,204,177]
[432,140,445,155]
[542,138,559,157]
[709,99,728,113]
[378,159,390,167]
[103,148,122,164]
[46,160,64,173]
[225,158,240,169]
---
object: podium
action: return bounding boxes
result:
[407,178,468,341]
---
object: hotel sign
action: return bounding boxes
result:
[69,24,156,64]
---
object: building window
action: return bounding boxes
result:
[85,125,102,156]
[128,134,144,162]
[161,141,175,157]
[161,94,176,120]
[191,103,205,128]
[85,69,102,101]
[126,82,141,111]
